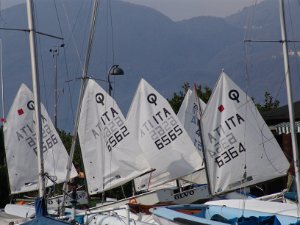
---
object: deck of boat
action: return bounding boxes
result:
[0,210,25,225]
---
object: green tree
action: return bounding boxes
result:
[57,129,82,169]
[168,82,212,113]
[255,91,280,113]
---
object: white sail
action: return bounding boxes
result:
[177,88,207,155]
[202,72,289,195]
[177,88,207,185]
[78,79,150,195]
[127,79,204,191]
[3,84,77,194]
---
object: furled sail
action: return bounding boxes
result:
[177,88,207,185]
[4,84,77,194]
[127,79,204,191]
[78,79,150,195]
[201,72,289,195]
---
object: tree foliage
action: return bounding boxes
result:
[168,82,212,113]
[168,83,279,114]
[255,91,280,112]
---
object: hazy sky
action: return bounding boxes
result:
[2,0,263,21]
[123,0,263,21]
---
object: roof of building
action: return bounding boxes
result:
[262,101,300,125]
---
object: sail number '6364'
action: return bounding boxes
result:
[207,132,246,168]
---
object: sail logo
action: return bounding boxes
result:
[27,100,35,110]
[147,93,157,105]
[95,93,105,105]
[228,89,240,103]
[17,108,24,115]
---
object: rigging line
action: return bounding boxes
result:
[287,0,300,83]
[60,1,85,73]
[59,1,91,129]
[52,0,64,39]
[108,0,117,105]
[105,0,109,76]
[0,27,64,40]
[244,0,257,41]
[0,39,4,123]
[0,0,6,25]
[109,0,115,64]
[59,1,92,126]
[33,1,49,111]
[52,0,76,125]
[245,39,300,43]
[61,0,101,214]
[241,0,258,215]
[62,49,75,123]
[83,0,100,76]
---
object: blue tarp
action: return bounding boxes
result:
[211,214,282,225]
[237,216,281,225]
[21,198,72,225]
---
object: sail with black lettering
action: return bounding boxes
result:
[201,72,289,195]
[127,79,204,191]
[3,84,77,194]
[78,79,150,195]
[177,88,206,155]
[177,88,207,185]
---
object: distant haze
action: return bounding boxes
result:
[122,0,264,21]
[2,0,263,21]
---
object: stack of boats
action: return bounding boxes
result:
[2,0,300,225]
[2,71,298,225]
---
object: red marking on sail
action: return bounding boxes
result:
[218,105,224,112]
[0,118,6,123]
[18,108,24,115]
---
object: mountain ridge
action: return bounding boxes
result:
[0,0,299,131]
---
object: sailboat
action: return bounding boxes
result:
[151,71,297,224]
[77,78,151,194]
[176,88,250,200]
[0,1,82,225]
[127,79,208,201]
[74,78,160,224]
[151,70,299,224]
[2,83,81,217]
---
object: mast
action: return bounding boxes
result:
[279,0,300,204]
[61,0,100,210]
[26,0,45,197]
[193,84,212,196]
[0,38,4,122]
